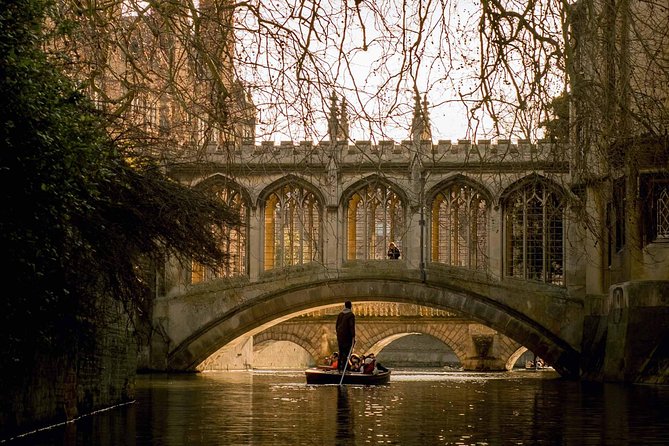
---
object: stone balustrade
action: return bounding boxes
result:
[298,302,460,318]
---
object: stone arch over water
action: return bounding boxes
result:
[164,277,580,378]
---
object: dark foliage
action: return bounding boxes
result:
[0,0,239,377]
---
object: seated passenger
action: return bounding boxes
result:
[362,355,376,374]
[330,352,339,369]
[368,353,388,373]
[349,354,362,372]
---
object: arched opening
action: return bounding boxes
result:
[508,347,552,370]
[262,180,323,270]
[502,176,565,285]
[376,333,462,370]
[429,179,490,270]
[168,280,580,378]
[191,177,250,283]
[253,340,315,369]
[345,178,406,260]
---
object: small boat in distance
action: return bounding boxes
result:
[305,367,391,385]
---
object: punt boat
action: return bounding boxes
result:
[304,367,391,385]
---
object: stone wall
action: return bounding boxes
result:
[0,301,136,440]
[581,281,669,384]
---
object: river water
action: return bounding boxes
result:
[7,369,669,445]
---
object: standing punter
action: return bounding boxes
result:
[336,301,356,372]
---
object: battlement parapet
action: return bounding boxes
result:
[204,138,568,165]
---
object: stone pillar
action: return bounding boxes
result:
[405,204,422,269]
[578,185,603,297]
[460,325,509,371]
[162,254,187,296]
[324,206,340,268]
[488,203,503,280]
[248,206,262,280]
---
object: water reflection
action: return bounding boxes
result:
[4,370,669,445]
[335,387,353,445]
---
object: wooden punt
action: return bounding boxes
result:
[304,367,391,385]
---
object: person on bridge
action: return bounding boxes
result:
[335,301,356,373]
[387,242,400,259]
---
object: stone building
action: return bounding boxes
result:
[55,0,668,382]
[52,0,256,161]
[568,0,669,381]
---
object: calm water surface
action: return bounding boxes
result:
[8,369,669,445]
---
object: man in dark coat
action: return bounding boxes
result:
[335,301,356,372]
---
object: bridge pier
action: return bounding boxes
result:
[581,281,669,384]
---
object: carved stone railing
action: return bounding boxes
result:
[297,302,460,319]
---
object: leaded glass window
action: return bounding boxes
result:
[504,180,564,285]
[643,177,669,243]
[264,184,321,270]
[657,187,669,239]
[431,183,488,269]
[192,183,248,283]
[347,183,404,260]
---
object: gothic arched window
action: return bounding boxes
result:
[264,184,322,270]
[431,183,488,269]
[192,183,248,283]
[656,187,669,239]
[640,175,669,244]
[347,182,404,260]
[504,179,564,285]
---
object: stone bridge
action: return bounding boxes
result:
[150,261,582,377]
[142,126,669,384]
[141,133,592,378]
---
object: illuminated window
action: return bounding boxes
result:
[641,175,669,243]
[347,182,404,260]
[264,184,322,270]
[191,182,248,283]
[431,183,488,269]
[504,179,564,285]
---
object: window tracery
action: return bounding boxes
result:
[347,183,404,260]
[264,184,322,270]
[504,180,564,285]
[431,183,488,269]
[192,183,248,283]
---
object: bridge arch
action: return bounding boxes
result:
[164,276,580,377]
[506,346,529,370]
[364,329,468,366]
[253,333,319,364]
